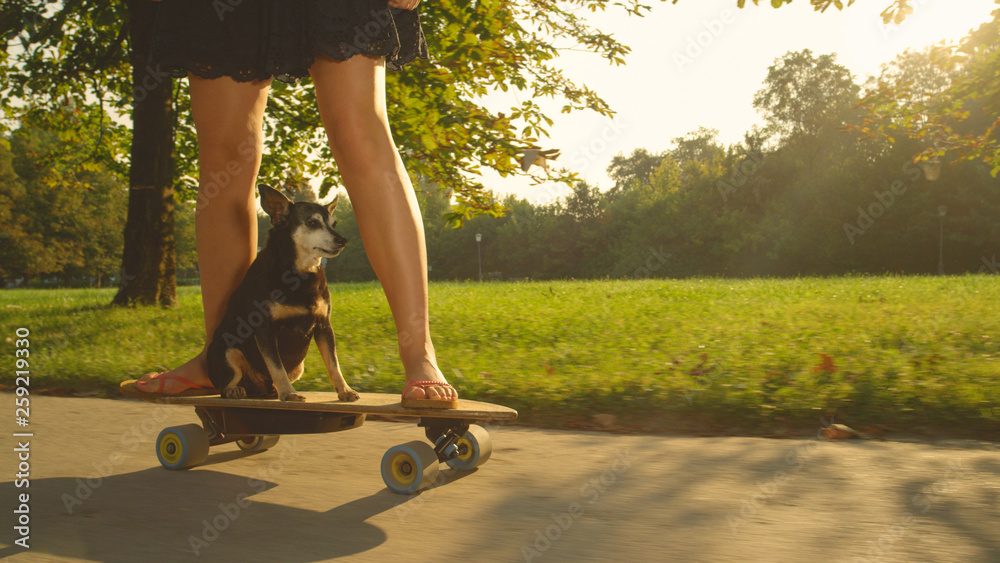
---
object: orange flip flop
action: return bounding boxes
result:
[120,373,219,399]
[400,380,459,409]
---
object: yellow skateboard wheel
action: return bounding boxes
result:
[156,424,210,470]
[381,441,440,494]
[445,424,493,471]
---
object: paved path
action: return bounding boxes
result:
[2,396,998,562]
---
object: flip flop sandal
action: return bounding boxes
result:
[400,380,460,409]
[120,373,220,399]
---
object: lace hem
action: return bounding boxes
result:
[150,0,429,83]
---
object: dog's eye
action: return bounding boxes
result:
[308,219,321,229]
[331,221,338,229]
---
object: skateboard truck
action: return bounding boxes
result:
[195,407,228,445]
[138,391,513,494]
[421,418,471,462]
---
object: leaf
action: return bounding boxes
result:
[420,133,439,151]
[812,353,837,374]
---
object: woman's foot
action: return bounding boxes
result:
[401,360,458,407]
[135,351,215,395]
[402,379,459,408]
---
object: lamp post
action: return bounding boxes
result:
[475,233,483,282]
[938,205,947,275]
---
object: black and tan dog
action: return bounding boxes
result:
[206,184,360,403]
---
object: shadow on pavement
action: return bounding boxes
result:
[0,464,419,562]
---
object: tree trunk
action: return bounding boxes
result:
[113,0,177,307]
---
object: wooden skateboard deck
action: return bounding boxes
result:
[130,390,517,494]
[149,392,518,421]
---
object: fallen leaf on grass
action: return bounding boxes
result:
[821,423,873,440]
[812,353,837,374]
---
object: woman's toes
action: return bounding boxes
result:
[135,373,161,389]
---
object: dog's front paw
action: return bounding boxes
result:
[338,387,361,402]
[280,392,307,402]
[224,386,247,400]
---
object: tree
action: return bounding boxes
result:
[564,181,603,222]
[855,6,1000,176]
[715,0,926,25]
[113,0,177,305]
[608,148,666,193]
[669,127,726,186]
[0,136,28,283]
[1,0,967,295]
[0,107,128,286]
[752,49,860,142]
[2,0,643,304]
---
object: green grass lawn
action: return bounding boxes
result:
[2,276,998,437]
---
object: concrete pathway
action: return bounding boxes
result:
[1,396,998,562]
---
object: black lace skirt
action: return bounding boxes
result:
[150,0,429,83]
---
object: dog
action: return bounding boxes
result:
[206,184,360,403]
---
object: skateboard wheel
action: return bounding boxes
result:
[236,435,280,452]
[445,424,493,471]
[381,441,440,494]
[156,424,210,470]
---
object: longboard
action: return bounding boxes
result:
[133,391,517,494]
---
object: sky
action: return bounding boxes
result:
[478,0,999,204]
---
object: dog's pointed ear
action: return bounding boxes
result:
[259,184,292,224]
[326,193,339,216]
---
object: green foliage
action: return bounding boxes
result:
[8,42,999,286]
[174,201,197,273]
[0,106,128,285]
[854,4,1000,176]
[323,47,997,282]
[2,0,945,211]
[1,0,643,215]
[727,0,921,25]
[608,147,667,193]
[753,49,860,142]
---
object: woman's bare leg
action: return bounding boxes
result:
[309,54,456,402]
[137,76,270,394]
